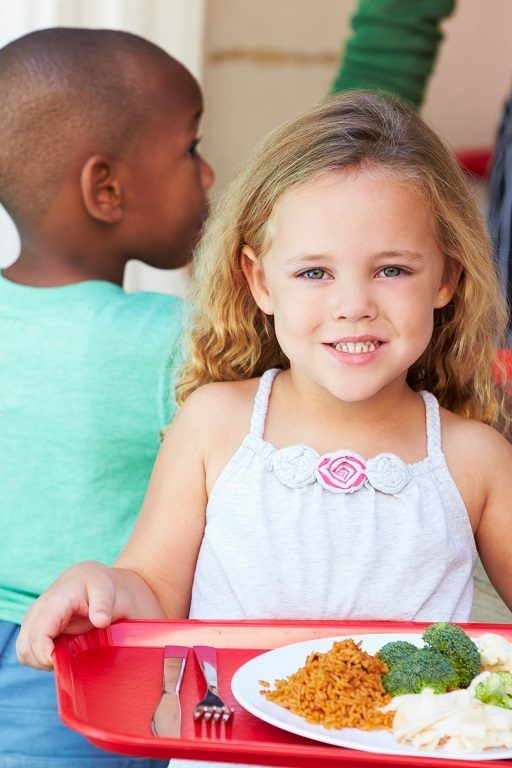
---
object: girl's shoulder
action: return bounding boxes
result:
[440,406,511,458]
[176,376,262,447]
[441,408,512,595]
[178,378,263,490]
[182,377,261,418]
[440,406,512,505]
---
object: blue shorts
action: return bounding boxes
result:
[0,620,168,768]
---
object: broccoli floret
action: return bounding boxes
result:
[422,622,480,688]
[383,647,459,696]
[474,671,512,709]
[378,640,419,669]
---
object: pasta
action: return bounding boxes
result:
[261,639,393,730]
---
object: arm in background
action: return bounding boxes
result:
[330,0,455,109]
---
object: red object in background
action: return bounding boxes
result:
[494,349,512,386]
[53,618,512,767]
[455,148,492,177]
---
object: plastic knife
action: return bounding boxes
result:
[150,645,188,738]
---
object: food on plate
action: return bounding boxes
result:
[422,622,480,688]
[477,632,512,672]
[378,622,480,696]
[261,638,393,730]
[473,670,512,709]
[382,648,459,696]
[380,629,512,752]
[258,625,512,754]
[377,640,418,669]
[383,685,512,753]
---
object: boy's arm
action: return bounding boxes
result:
[330,0,455,108]
[18,389,210,670]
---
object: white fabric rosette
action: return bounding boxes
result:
[366,452,410,494]
[271,445,317,489]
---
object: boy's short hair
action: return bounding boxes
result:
[0,28,180,224]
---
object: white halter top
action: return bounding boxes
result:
[189,369,477,622]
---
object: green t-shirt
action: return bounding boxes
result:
[0,274,183,624]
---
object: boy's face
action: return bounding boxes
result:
[123,67,214,269]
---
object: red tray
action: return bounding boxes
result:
[54,619,512,767]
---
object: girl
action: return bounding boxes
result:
[18,90,512,670]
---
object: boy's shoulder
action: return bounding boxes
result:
[105,289,184,339]
[117,289,183,316]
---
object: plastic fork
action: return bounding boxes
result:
[193,645,234,723]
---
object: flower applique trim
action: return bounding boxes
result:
[270,446,411,494]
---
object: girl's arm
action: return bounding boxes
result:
[16,560,165,670]
[472,426,512,611]
[17,389,211,670]
[114,386,210,618]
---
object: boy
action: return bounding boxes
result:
[0,27,213,767]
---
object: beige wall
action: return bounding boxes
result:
[202,0,512,195]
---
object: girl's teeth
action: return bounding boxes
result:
[333,340,380,353]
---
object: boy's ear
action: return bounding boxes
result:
[240,246,274,314]
[80,155,123,223]
[434,258,463,309]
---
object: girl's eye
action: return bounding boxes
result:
[186,137,201,157]
[301,268,327,280]
[379,266,403,278]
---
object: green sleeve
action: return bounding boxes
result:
[330,0,456,108]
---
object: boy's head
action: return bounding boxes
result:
[0,28,214,271]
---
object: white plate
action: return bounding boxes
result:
[231,632,512,761]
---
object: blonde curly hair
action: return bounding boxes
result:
[177,90,508,425]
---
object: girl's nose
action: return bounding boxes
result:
[200,155,215,191]
[331,281,377,322]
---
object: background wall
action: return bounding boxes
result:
[201,0,512,193]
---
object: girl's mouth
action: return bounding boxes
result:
[330,340,382,354]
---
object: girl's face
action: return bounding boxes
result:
[242,168,458,405]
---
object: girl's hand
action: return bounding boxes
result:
[16,561,122,671]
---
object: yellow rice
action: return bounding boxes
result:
[261,638,393,730]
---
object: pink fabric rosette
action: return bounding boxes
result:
[315,450,367,494]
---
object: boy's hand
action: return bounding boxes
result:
[16,561,118,671]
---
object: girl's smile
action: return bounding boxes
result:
[325,337,385,365]
[243,167,458,405]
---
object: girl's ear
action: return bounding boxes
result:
[80,155,124,223]
[434,258,463,309]
[241,245,274,314]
